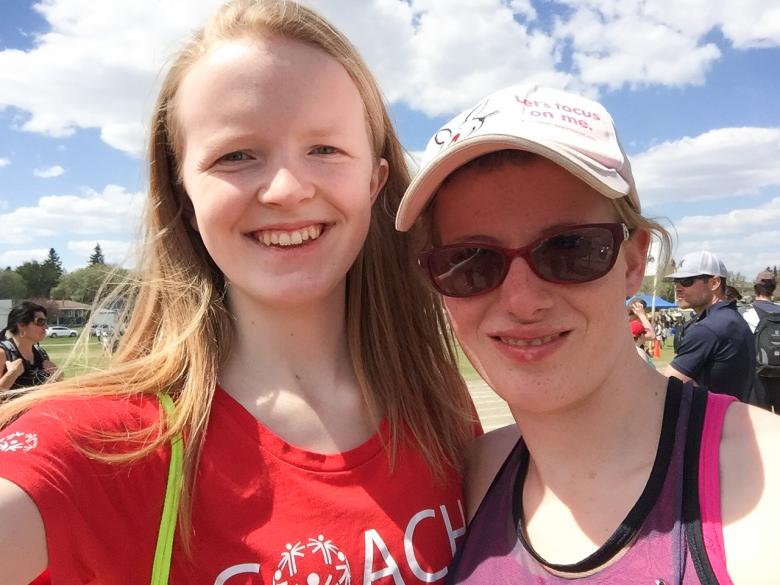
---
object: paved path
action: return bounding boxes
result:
[466,379,514,431]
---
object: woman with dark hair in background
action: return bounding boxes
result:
[0,301,58,398]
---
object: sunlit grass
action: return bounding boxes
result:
[40,333,109,379]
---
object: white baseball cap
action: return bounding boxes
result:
[395,84,639,232]
[667,251,728,279]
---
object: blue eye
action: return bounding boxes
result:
[311,145,338,155]
[218,151,250,162]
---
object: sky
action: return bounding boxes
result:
[0,0,779,279]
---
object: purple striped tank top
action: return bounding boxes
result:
[448,378,736,584]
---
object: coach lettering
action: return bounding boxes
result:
[213,563,261,585]
[404,509,448,582]
[364,529,405,585]
[440,501,466,556]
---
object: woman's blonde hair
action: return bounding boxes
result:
[0,0,473,544]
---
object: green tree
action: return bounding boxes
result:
[0,269,27,300]
[15,259,61,297]
[89,243,105,266]
[45,248,64,279]
[51,264,127,304]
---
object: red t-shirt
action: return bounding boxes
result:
[0,388,468,584]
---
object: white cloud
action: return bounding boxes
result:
[0,248,48,268]
[553,0,780,90]
[553,1,721,90]
[33,164,65,178]
[317,0,573,116]
[0,0,221,156]
[631,127,780,206]
[0,184,145,245]
[0,157,10,168]
[1,0,779,155]
[670,197,780,278]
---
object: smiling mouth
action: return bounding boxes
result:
[252,224,324,247]
[497,332,564,347]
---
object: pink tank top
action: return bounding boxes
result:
[448,379,735,584]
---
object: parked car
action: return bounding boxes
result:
[90,324,114,337]
[46,325,78,338]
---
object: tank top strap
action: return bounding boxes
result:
[682,388,737,585]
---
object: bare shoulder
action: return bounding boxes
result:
[720,402,780,584]
[0,478,47,583]
[464,423,520,522]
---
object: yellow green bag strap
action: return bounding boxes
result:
[151,393,184,585]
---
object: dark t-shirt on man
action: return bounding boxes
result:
[671,300,755,401]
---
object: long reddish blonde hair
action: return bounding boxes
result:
[0,0,473,543]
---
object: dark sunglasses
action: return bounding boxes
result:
[31,317,48,327]
[674,275,711,288]
[419,222,630,298]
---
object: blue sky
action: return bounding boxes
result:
[1,0,779,278]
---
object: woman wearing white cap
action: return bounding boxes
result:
[397,85,780,583]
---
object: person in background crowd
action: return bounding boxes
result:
[663,250,755,402]
[0,2,476,583]
[742,270,780,413]
[724,285,743,303]
[0,301,59,398]
[627,298,655,363]
[396,83,780,583]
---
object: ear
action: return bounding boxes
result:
[622,228,650,297]
[177,184,199,232]
[369,158,390,204]
[709,276,722,293]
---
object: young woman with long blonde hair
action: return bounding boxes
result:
[0,2,475,583]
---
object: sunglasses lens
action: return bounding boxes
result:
[426,246,506,297]
[533,227,617,283]
[676,277,697,287]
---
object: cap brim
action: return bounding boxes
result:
[396,133,636,232]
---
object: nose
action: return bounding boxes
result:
[495,257,555,320]
[258,164,315,207]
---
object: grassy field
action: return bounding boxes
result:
[40,333,109,379]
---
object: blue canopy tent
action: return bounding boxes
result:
[628,294,677,309]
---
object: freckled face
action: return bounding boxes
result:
[175,37,387,310]
[432,158,646,413]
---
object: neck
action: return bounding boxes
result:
[694,294,722,315]
[511,344,668,496]
[10,334,35,356]
[756,295,772,301]
[220,283,354,404]
[219,283,378,452]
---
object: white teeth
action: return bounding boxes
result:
[256,225,323,247]
[500,333,558,347]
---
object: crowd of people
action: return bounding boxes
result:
[0,1,778,584]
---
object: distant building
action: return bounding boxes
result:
[52,299,92,325]
[0,299,11,328]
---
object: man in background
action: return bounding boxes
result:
[662,251,755,402]
[742,271,780,412]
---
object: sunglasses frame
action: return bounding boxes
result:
[419,222,630,298]
[673,275,712,288]
[30,317,48,327]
